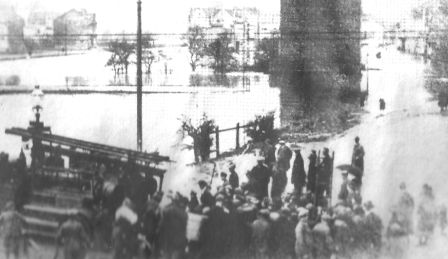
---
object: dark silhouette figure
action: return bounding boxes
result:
[307,150,318,193]
[291,149,306,196]
[379,98,386,111]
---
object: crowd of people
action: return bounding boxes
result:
[0,136,447,259]
[48,137,367,259]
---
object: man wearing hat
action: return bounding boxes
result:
[0,202,28,259]
[316,148,332,205]
[141,192,164,255]
[113,198,139,259]
[56,211,91,259]
[363,201,383,254]
[295,208,312,259]
[251,209,271,259]
[271,162,287,199]
[198,180,215,209]
[351,137,365,177]
[158,193,188,259]
[201,193,232,259]
[396,182,414,235]
[228,163,240,190]
[311,212,334,259]
[247,157,271,200]
[277,140,293,173]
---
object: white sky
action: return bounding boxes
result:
[1,0,424,33]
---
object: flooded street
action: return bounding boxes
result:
[0,87,280,159]
[290,47,448,258]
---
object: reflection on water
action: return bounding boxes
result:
[0,86,280,159]
[0,49,263,89]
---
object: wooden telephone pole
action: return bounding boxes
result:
[136,0,143,151]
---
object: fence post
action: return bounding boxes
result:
[215,127,220,158]
[236,123,240,149]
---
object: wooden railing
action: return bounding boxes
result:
[211,122,254,158]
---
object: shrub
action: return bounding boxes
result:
[5,75,20,86]
[338,86,360,103]
[179,114,216,162]
[245,111,278,143]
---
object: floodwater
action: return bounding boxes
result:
[0,87,280,160]
[0,48,282,160]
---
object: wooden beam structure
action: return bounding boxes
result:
[5,127,170,165]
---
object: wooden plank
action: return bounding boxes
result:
[211,123,253,134]
[41,144,166,177]
[6,127,170,164]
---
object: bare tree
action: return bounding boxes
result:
[185,26,207,72]
[142,50,156,75]
[105,39,135,76]
[141,34,156,75]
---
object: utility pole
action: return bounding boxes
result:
[366,52,369,94]
[136,0,143,151]
[243,22,246,90]
[64,22,68,56]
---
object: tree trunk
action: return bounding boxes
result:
[193,139,200,163]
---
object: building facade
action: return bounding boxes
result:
[24,11,58,49]
[53,9,97,50]
[0,5,25,53]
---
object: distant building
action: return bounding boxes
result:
[0,5,25,53]
[24,11,58,48]
[188,7,280,66]
[25,11,57,36]
[395,8,433,57]
[54,9,97,50]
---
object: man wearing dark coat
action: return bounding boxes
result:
[158,193,188,259]
[311,213,334,259]
[56,212,91,259]
[112,199,139,259]
[251,209,272,259]
[307,150,318,193]
[199,196,230,259]
[14,160,31,211]
[291,149,306,196]
[271,163,287,199]
[142,192,163,256]
[363,201,383,255]
[316,148,332,202]
[247,158,271,200]
[228,164,239,190]
[351,137,365,178]
[198,180,215,208]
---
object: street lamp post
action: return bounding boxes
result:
[136,0,143,151]
[366,52,369,94]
